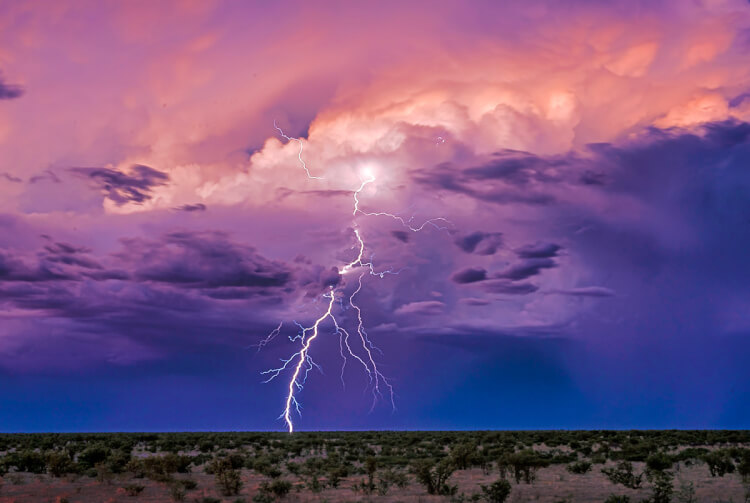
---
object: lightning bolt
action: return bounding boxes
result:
[260,123,447,433]
[251,321,283,352]
[352,175,450,232]
[273,121,324,180]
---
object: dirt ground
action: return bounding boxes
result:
[0,461,746,503]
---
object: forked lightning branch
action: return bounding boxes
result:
[258,124,447,433]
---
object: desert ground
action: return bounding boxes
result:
[0,431,747,502]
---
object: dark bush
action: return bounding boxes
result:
[566,460,592,474]
[702,450,735,477]
[77,444,110,471]
[646,452,674,472]
[265,479,292,498]
[212,458,243,496]
[47,451,76,477]
[168,481,185,501]
[480,478,512,503]
[413,458,456,496]
[498,450,549,484]
[602,461,643,489]
[647,469,674,503]
[122,483,144,496]
[451,442,478,470]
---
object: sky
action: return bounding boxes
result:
[1,0,750,432]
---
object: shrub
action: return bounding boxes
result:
[8,450,47,474]
[379,467,409,490]
[180,479,198,490]
[702,450,735,477]
[213,458,243,496]
[646,453,674,472]
[413,458,457,496]
[252,493,274,503]
[738,449,750,482]
[264,479,292,498]
[326,465,348,488]
[602,461,643,489]
[674,479,696,503]
[94,461,114,484]
[168,482,185,501]
[122,483,145,496]
[566,461,592,474]
[47,451,76,477]
[77,444,110,471]
[480,478,512,503]
[108,449,132,473]
[603,495,630,503]
[451,442,478,470]
[125,458,146,478]
[498,450,548,484]
[648,469,674,503]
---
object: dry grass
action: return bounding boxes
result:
[0,461,746,503]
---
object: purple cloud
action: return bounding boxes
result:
[71,165,169,205]
[451,267,488,284]
[454,231,503,255]
[0,73,23,100]
[394,300,446,316]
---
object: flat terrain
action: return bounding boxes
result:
[0,431,747,502]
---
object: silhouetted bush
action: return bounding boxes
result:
[211,458,243,496]
[566,460,592,474]
[702,450,735,477]
[413,458,456,496]
[77,444,110,471]
[451,442,479,470]
[646,469,674,503]
[122,483,144,496]
[498,450,549,484]
[646,452,674,472]
[46,451,76,477]
[602,461,643,489]
[480,478,512,503]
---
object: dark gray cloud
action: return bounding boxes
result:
[454,231,503,255]
[1,173,22,183]
[175,203,207,212]
[495,257,556,281]
[0,240,119,283]
[0,74,23,100]
[413,161,558,206]
[459,297,491,306]
[516,242,561,259]
[463,153,551,185]
[28,170,61,184]
[547,286,615,297]
[451,267,488,284]
[71,164,169,205]
[125,231,291,289]
[391,230,410,243]
[481,279,539,295]
[42,241,102,270]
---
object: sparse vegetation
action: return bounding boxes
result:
[122,483,144,496]
[480,478,512,503]
[210,458,243,496]
[413,457,457,495]
[566,460,592,474]
[602,461,644,489]
[0,431,744,501]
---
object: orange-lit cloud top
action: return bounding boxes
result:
[1,0,749,214]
